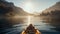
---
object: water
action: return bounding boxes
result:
[0,16,60,34]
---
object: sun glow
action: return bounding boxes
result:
[23,2,34,13]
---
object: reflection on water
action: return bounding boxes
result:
[0,16,60,34]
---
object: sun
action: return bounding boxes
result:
[23,2,33,13]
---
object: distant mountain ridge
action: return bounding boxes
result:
[40,1,60,17]
[42,2,60,13]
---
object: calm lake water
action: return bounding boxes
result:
[0,16,60,34]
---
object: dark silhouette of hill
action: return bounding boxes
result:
[0,0,29,17]
[0,0,29,29]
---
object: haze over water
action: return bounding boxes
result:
[1,16,60,34]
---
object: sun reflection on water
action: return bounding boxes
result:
[27,16,31,25]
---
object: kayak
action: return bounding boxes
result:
[21,24,41,34]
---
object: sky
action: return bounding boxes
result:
[6,0,60,13]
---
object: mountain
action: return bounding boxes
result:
[40,2,60,31]
[0,0,29,17]
[0,0,29,29]
[40,2,60,18]
[42,2,60,13]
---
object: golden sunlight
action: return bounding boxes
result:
[23,2,33,13]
